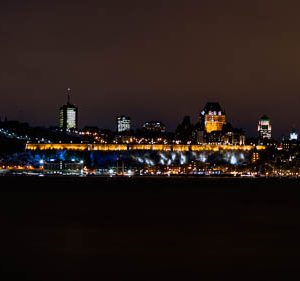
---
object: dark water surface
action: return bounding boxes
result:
[0,176,300,280]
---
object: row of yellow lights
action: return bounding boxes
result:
[26,143,265,151]
[1,165,38,170]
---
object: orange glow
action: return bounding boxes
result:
[205,115,226,133]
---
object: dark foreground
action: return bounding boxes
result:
[0,176,300,281]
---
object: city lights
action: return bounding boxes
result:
[0,95,299,178]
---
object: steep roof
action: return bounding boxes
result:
[202,102,224,114]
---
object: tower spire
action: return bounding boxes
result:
[67,88,71,104]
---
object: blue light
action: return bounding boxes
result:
[230,155,237,165]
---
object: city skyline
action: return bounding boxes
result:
[1,0,300,138]
[1,3,300,280]
[0,90,297,140]
[0,89,296,140]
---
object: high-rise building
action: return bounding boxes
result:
[258,115,272,142]
[200,102,226,133]
[59,88,78,131]
[116,116,131,133]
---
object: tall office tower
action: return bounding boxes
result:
[116,116,131,133]
[59,88,78,131]
[257,115,272,142]
[200,102,226,133]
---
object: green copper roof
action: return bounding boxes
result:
[260,115,270,121]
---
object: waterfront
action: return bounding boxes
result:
[0,177,300,280]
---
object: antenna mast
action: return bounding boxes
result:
[67,88,71,104]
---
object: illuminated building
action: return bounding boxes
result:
[251,151,260,163]
[200,102,226,133]
[117,116,131,133]
[282,128,299,152]
[282,140,291,152]
[290,128,298,141]
[44,160,84,175]
[258,115,272,142]
[142,121,166,133]
[206,131,222,144]
[222,132,245,145]
[59,88,78,130]
[221,123,245,145]
[198,103,245,145]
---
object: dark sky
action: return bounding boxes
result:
[1,0,300,138]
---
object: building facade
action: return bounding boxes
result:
[59,88,78,130]
[200,102,226,134]
[117,116,131,133]
[290,128,298,141]
[258,115,272,142]
[143,121,166,133]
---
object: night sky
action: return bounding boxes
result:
[1,0,300,138]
